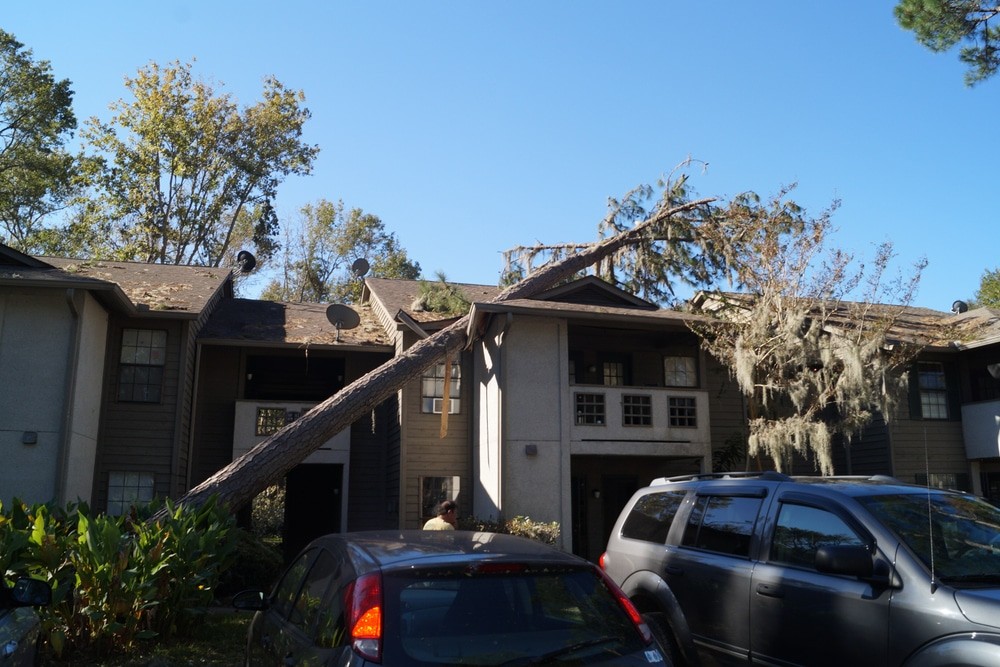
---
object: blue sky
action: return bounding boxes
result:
[4,2,996,310]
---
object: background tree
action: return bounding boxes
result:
[975,267,1000,307]
[895,0,1000,85]
[0,29,78,251]
[690,192,927,474]
[503,163,736,306]
[69,59,318,265]
[260,199,420,303]
[506,169,928,473]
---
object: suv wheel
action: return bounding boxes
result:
[643,611,681,665]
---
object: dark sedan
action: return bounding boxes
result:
[234,530,668,665]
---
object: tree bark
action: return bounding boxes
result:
[162,196,715,517]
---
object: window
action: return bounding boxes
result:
[256,407,287,436]
[669,396,697,427]
[575,393,605,425]
[770,503,865,569]
[914,472,971,492]
[603,362,625,386]
[421,476,461,520]
[682,495,761,557]
[421,362,461,414]
[918,362,949,419]
[621,491,686,543]
[107,471,155,516]
[664,356,697,387]
[622,394,652,426]
[118,329,167,402]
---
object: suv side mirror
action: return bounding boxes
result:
[815,544,874,578]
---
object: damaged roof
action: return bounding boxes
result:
[40,256,231,316]
[198,298,392,350]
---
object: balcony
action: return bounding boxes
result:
[962,399,1000,459]
[233,400,350,465]
[569,385,710,447]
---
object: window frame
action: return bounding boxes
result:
[574,392,606,425]
[421,361,461,414]
[106,470,156,516]
[664,355,698,388]
[622,394,653,427]
[917,361,949,420]
[117,328,167,403]
[668,396,698,427]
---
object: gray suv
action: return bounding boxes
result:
[600,471,1000,666]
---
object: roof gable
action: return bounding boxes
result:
[533,276,657,310]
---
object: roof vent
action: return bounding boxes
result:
[952,300,969,314]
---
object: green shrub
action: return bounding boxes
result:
[0,496,238,660]
[458,515,561,545]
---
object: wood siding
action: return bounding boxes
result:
[190,346,241,486]
[400,351,472,528]
[93,318,185,511]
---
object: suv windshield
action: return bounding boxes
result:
[859,492,1000,583]
[382,564,649,665]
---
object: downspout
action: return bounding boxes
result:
[185,338,204,490]
[56,289,84,504]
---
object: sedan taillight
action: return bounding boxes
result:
[346,572,383,662]
[595,566,652,644]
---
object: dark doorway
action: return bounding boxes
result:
[601,474,639,547]
[283,463,342,561]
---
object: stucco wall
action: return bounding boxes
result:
[0,290,73,504]
[61,291,108,503]
[498,316,566,525]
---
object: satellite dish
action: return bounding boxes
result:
[236,250,257,274]
[325,303,361,342]
[351,258,370,278]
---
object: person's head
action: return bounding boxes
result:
[437,500,457,525]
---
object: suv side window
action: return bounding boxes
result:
[770,502,865,569]
[682,495,761,557]
[621,490,686,543]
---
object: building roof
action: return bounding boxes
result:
[38,257,232,316]
[364,277,501,326]
[692,291,1000,351]
[198,298,393,350]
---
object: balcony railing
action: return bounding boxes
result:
[569,385,710,444]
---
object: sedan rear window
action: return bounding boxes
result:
[381,564,650,665]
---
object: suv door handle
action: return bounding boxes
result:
[756,583,784,598]
[664,565,684,576]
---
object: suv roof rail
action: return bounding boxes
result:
[651,471,791,485]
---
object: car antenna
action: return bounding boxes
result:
[924,427,938,594]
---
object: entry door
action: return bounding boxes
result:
[283,464,342,561]
[601,474,639,547]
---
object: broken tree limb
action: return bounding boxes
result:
[163,195,716,517]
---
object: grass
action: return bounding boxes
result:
[45,610,252,667]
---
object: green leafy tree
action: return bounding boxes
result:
[975,267,1000,307]
[895,0,1000,85]
[260,199,420,303]
[502,161,734,306]
[0,29,78,251]
[70,59,318,265]
[413,272,471,316]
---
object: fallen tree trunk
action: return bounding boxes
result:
[163,196,715,516]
